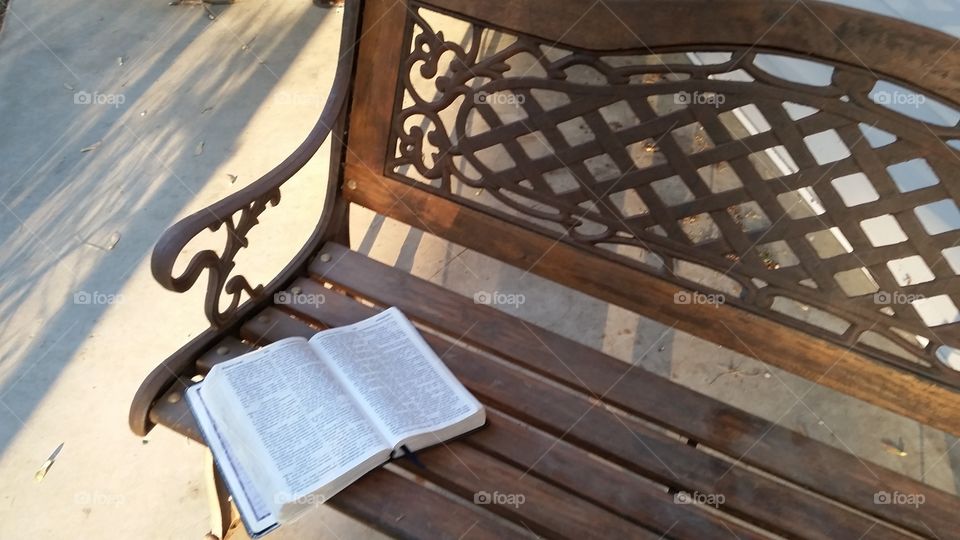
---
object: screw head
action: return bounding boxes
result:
[320,253,332,262]
[166,392,181,404]
[216,346,229,355]
[346,180,358,190]
[258,315,270,323]
[291,286,302,295]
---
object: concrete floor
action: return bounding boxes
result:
[0,1,370,537]
[0,1,957,539]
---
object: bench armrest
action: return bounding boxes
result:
[151,1,360,327]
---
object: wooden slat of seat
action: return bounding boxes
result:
[243,310,777,539]
[396,443,659,540]
[470,409,770,540]
[333,468,534,540]
[152,337,259,442]
[264,283,910,540]
[150,383,202,442]
[310,242,958,539]
[233,321,665,537]
[196,336,253,373]
[172,314,659,538]
[153,339,532,540]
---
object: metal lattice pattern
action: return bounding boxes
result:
[387,5,960,385]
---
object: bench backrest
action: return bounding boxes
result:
[343,0,960,434]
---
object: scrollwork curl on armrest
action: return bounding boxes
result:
[150,0,361,327]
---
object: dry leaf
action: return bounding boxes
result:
[35,443,64,482]
[226,174,238,184]
[194,141,204,156]
[63,83,75,91]
[881,437,908,457]
[105,232,121,251]
[80,141,102,153]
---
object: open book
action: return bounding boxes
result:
[186,308,486,537]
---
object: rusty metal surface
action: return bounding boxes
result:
[386,3,960,386]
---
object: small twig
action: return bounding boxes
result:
[708,360,762,385]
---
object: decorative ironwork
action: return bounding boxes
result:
[157,190,281,328]
[388,5,960,384]
[132,0,361,437]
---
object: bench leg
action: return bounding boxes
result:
[204,450,234,540]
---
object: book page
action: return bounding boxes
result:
[309,308,483,448]
[186,384,277,537]
[208,337,389,510]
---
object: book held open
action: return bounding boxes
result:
[186,307,486,537]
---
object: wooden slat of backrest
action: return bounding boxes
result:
[273,283,911,540]
[340,165,960,438]
[420,0,960,105]
[308,243,959,537]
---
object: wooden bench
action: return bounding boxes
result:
[132,1,960,538]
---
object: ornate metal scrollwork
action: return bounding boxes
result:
[153,189,281,328]
[388,4,960,385]
[149,0,361,330]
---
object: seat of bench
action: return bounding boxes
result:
[149,242,958,540]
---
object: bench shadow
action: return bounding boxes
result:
[0,2,338,456]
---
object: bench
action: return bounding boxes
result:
[131,1,960,538]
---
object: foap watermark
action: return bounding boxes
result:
[474,490,526,508]
[873,291,924,305]
[73,91,125,108]
[874,490,924,508]
[475,90,525,107]
[74,490,125,507]
[873,91,926,108]
[274,90,325,107]
[473,290,526,308]
[275,290,326,308]
[675,90,725,108]
[73,290,123,305]
[673,290,725,307]
[674,490,725,508]
[275,492,327,506]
